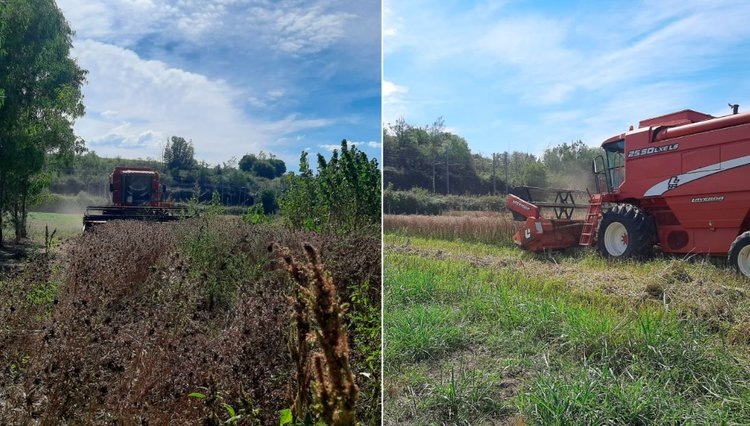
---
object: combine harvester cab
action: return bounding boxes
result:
[508,106,750,277]
[83,167,188,231]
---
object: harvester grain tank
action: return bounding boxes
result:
[507,107,750,277]
[82,167,187,230]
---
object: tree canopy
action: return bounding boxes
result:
[240,153,287,179]
[0,0,87,244]
[383,118,484,194]
[163,136,196,171]
[280,140,380,232]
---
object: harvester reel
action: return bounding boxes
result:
[729,231,750,278]
[597,204,654,259]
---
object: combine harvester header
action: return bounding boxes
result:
[508,106,750,277]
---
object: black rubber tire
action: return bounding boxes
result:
[597,204,655,259]
[728,231,750,278]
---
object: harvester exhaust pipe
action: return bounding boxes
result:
[729,103,740,115]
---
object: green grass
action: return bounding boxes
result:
[385,233,525,259]
[26,211,83,242]
[384,237,750,425]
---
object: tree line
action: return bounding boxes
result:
[384,117,602,195]
[51,136,290,208]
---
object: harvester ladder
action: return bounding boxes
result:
[579,194,603,246]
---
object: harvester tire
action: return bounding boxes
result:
[597,204,654,259]
[728,231,750,278]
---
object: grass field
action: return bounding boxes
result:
[384,233,750,425]
[0,212,82,251]
[26,211,83,242]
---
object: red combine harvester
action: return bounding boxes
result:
[508,107,750,277]
[82,167,187,231]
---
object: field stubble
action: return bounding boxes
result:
[384,216,750,425]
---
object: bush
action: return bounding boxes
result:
[260,189,277,214]
[279,140,380,233]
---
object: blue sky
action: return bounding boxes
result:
[383,0,750,158]
[58,0,381,169]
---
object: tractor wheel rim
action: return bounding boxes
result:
[604,222,628,256]
[738,246,750,277]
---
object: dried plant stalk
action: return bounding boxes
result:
[274,242,359,426]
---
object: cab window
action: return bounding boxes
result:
[603,139,625,190]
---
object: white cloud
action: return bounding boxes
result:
[319,144,340,152]
[58,0,355,54]
[383,4,400,38]
[73,40,331,163]
[347,140,382,149]
[57,0,178,44]
[477,17,574,66]
[91,128,164,150]
[247,88,288,109]
[383,80,408,99]
[471,2,750,105]
[382,80,409,123]
[384,0,750,159]
[252,4,354,54]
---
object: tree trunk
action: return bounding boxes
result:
[13,198,21,244]
[20,190,28,239]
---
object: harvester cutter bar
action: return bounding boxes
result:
[82,205,189,230]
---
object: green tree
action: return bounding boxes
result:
[252,160,276,179]
[0,0,87,244]
[238,154,257,172]
[384,117,489,194]
[280,140,380,232]
[542,140,599,190]
[508,152,547,187]
[268,158,287,177]
[163,136,196,172]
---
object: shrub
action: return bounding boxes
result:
[280,140,380,233]
[260,189,277,214]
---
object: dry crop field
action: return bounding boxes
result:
[384,212,750,425]
[383,211,516,245]
[0,218,381,424]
